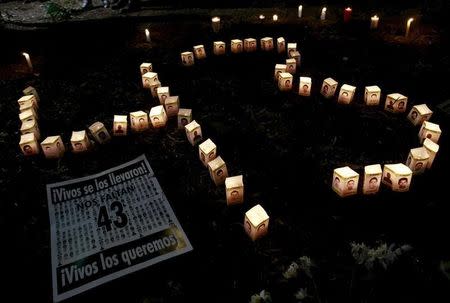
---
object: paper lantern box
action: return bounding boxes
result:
[178,108,192,129]
[181,51,195,66]
[274,64,287,81]
[130,111,149,132]
[406,147,429,175]
[157,86,170,105]
[20,119,40,140]
[364,86,381,106]
[113,115,128,136]
[244,38,257,52]
[244,204,269,241]
[185,120,202,145]
[291,51,301,66]
[149,105,168,128]
[408,104,433,126]
[286,58,296,74]
[278,72,293,91]
[19,100,37,117]
[338,84,356,104]
[193,45,206,59]
[419,121,441,143]
[332,166,359,197]
[231,39,243,53]
[142,72,159,89]
[287,43,297,57]
[277,37,286,54]
[150,81,161,98]
[198,138,217,167]
[41,135,65,159]
[382,163,412,192]
[23,86,40,103]
[225,175,244,205]
[299,77,312,96]
[71,130,91,153]
[260,37,274,51]
[164,96,180,117]
[140,63,152,75]
[384,93,408,113]
[207,156,228,186]
[363,164,382,195]
[89,121,111,144]
[321,78,338,98]
[17,95,38,109]
[19,133,39,156]
[213,41,226,55]
[423,138,439,169]
[19,109,37,123]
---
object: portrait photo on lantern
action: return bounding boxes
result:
[1,1,450,303]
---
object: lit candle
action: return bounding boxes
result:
[211,16,220,33]
[405,18,414,38]
[320,7,327,21]
[298,5,303,18]
[145,28,151,43]
[22,52,33,73]
[344,7,352,23]
[259,14,265,20]
[273,14,278,22]
[370,15,379,29]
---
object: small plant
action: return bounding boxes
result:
[249,290,272,303]
[45,2,71,21]
[350,242,412,271]
[283,256,314,279]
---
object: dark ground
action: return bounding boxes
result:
[1,6,450,303]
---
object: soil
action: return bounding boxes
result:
[1,6,450,303]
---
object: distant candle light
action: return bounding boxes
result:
[211,16,221,33]
[298,5,303,18]
[22,52,33,73]
[405,18,414,38]
[344,7,352,23]
[145,28,151,43]
[370,15,379,29]
[273,14,278,21]
[320,7,327,21]
[259,14,265,20]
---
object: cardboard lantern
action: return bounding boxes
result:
[287,43,297,57]
[88,121,111,144]
[332,166,359,197]
[130,111,149,132]
[181,51,195,66]
[225,175,244,205]
[71,130,91,153]
[291,51,301,66]
[244,38,257,52]
[18,95,38,109]
[277,37,286,54]
[382,163,412,192]
[423,138,439,169]
[149,105,168,128]
[384,93,408,113]
[185,120,202,145]
[19,109,37,123]
[299,77,312,96]
[157,86,170,105]
[193,45,206,59]
[364,86,381,106]
[274,64,287,81]
[231,39,243,54]
[260,37,274,51]
[207,156,228,185]
[406,147,429,175]
[142,72,159,89]
[41,135,65,159]
[419,121,441,143]
[338,84,356,104]
[213,41,226,55]
[363,164,382,195]
[19,133,39,156]
[244,204,269,241]
[285,58,296,74]
[19,99,37,117]
[20,119,40,140]
[407,104,433,126]
[164,96,180,117]
[278,72,293,91]
[178,108,192,129]
[113,115,128,136]
[150,81,161,98]
[198,138,217,167]
[140,63,152,75]
[23,86,40,103]
[321,78,338,98]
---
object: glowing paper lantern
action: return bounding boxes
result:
[193,45,206,59]
[164,96,180,117]
[370,15,379,29]
[363,164,382,195]
[113,115,128,136]
[320,7,327,20]
[142,72,159,89]
[422,138,439,169]
[344,7,352,23]
[19,109,37,123]
[185,120,202,146]
[211,16,221,33]
[71,130,91,153]
[140,63,152,75]
[149,105,168,128]
[364,86,381,106]
[419,121,441,143]
[130,111,149,132]
[20,119,40,140]
[338,84,356,104]
[19,98,37,116]
[291,51,301,66]
[384,93,408,113]
[260,37,274,51]
[23,86,40,103]
[150,81,161,98]
[177,108,192,129]
[274,64,287,81]
[198,138,217,167]
[18,95,38,109]
[181,51,195,66]
[285,58,296,74]
[332,166,359,197]
[287,43,297,57]
[299,77,312,96]
[406,147,429,175]
[231,39,243,54]
[225,175,244,205]
[244,38,257,52]
[382,163,412,192]
[157,86,170,105]
[19,133,39,156]
[278,72,293,91]
[213,41,226,55]
[244,204,269,241]
[407,104,433,126]
[41,135,65,159]
[88,121,111,144]
[277,37,286,54]
[321,78,338,98]
[207,156,228,185]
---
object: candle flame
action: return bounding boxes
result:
[372,15,378,19]
[346,7,352,11]
[321,7,327,13]
[259,14,265,20]
[212,16,220,22]
[22,52,29,58]
[407,18,414,26]
[273,14,278,21]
